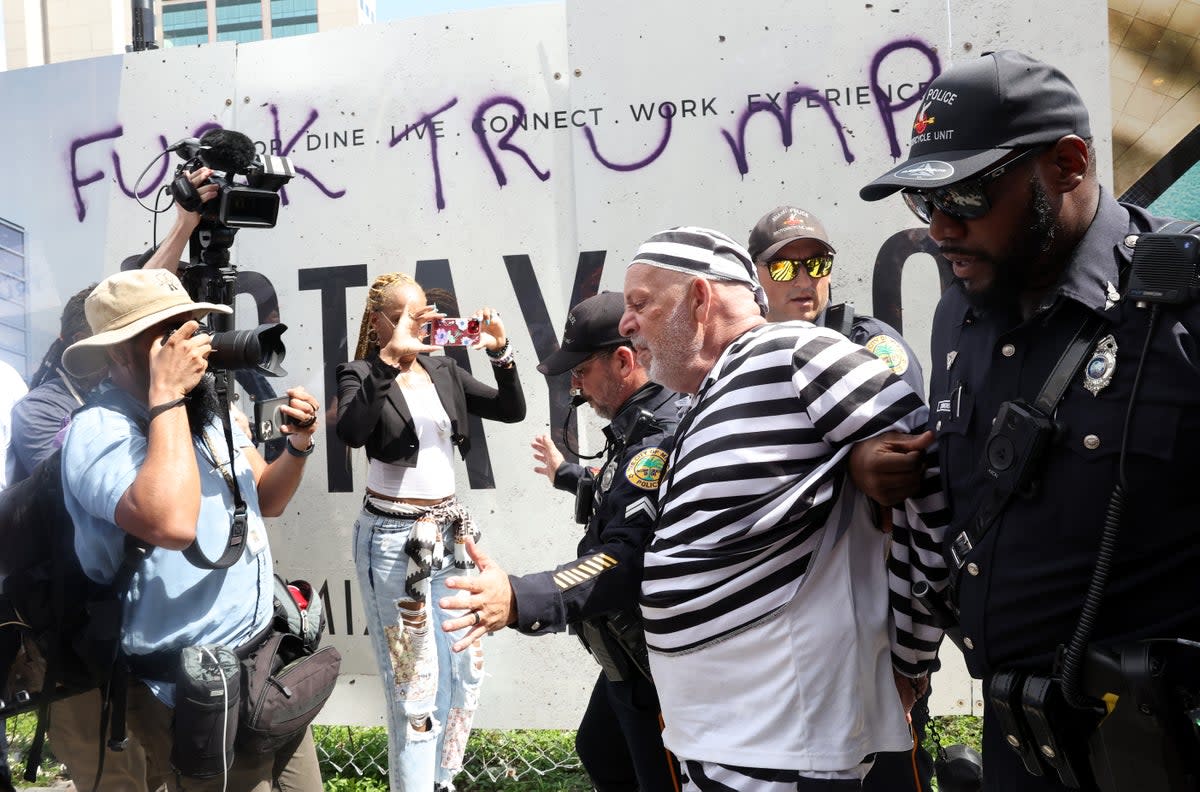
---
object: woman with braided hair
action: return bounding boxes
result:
[335,272,525,792]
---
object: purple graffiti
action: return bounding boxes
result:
[870,39,940,158]
[113,135,170,200]
[721,86,855,176]
[390,98,459,211]
[472,96,551,188]
[720,100,786,176]
[69,126,123,221]
[192,121,224,139]
[266,105,347,202]
[581,114,672,173]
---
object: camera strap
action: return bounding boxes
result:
[186,407,247,570]
[946,310,1110,579]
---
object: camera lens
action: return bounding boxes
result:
[986,436,1016,471]
[208,323,288,376]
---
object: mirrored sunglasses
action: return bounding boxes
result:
[901,146,1041,224]
[764,255,834,282]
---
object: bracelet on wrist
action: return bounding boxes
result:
[286,436,316,458]
[488,342,515,368]
[485,339,510,359]
[148,396,189,421]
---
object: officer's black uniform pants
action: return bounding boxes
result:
[576,671,679,791]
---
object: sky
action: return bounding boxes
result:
[375,0,542,22]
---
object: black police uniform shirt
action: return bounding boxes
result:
[509,383,679,634]
[929,189,1200,679]
[818,305,926,398]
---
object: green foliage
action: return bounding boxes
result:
[8,714,983,791]
[322,777,390,792]
[922,715,984,756]
[310,726,591,792]
[312,725,389,782]
[4,713,65,788]
[922,714,984,789]
[457,730,589,792]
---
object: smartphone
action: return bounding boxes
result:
[253,396,294,443]
[429,317,481,347]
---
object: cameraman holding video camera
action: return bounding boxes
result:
[58,268,323,791]
[857,51,1200,791]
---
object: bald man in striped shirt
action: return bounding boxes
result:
[619,227,948,792]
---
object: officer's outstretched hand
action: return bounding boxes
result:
[848,430,934,507]
[531,434,564,484]
[440,538,516,652]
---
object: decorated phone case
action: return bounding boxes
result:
[432,317,481,346]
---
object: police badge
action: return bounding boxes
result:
[600,461,617,492]
[1083,334,1117,396]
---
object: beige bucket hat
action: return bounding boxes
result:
[62,269,231,377]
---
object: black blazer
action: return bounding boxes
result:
[335,353,525,466]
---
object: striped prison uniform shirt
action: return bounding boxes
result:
[641,321,948,676]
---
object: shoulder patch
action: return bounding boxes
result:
[865,334,910,376]
[625,447,668,490]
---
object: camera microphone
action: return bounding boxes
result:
[197,128,257,174]
[166,137,203,159]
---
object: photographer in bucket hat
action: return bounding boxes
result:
[856,51,1200,790]
[58,269,325,791]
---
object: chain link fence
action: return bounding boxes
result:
[6,718,586,790]
[312,725,587,788]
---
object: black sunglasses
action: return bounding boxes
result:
[901,147,1041,224]
[762,255,834,282]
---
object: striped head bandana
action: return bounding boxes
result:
[629,226,769,317]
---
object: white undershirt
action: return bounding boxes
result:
[365,381,455,499]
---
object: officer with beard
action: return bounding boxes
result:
[859,50,1200,790]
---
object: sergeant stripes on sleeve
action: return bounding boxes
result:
[554,552,619,591]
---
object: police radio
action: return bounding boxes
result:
[1126,226,1200,306]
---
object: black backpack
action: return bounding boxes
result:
[0,399,147,784]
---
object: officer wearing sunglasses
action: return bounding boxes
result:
[858,50,1200,792]
[747,205,926,398]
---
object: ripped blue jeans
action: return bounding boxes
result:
[353,505,484,792]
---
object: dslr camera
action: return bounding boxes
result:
[170,128,295,229]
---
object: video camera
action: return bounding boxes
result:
[170,128,295,229]
[162,128,293,379]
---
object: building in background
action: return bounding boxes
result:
[0,217,27,376]
[1108,0,1200,216]
[0,0,375,71]
[160,0,375,47]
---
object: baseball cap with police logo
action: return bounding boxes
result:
[747,206,837,262]
[537,291,627,375]
[860,50,1091,201]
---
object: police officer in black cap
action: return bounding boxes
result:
[440,291,682,791]
[858,50,1200,791]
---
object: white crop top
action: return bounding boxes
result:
[365,381,455,499]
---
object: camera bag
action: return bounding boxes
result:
[237,630,340,753]
[171,645,242,778]
[237,574,339,752]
